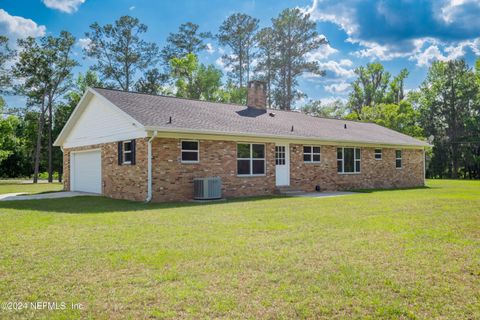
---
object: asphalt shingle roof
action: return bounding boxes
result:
[93,87,428,147]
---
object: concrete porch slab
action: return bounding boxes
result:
[290,191,357,198]
[0,191,99,201]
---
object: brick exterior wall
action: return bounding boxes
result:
[62,138,148,201]
[62,138,424,202]
[151,138,276,202]
[290,145,424,191]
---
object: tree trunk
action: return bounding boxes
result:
[33,95,46,184]
[239,48,243,88]
[58,160,63,183]
[48,99,53,183]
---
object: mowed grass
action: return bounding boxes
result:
[0,180,478,319]
[0,181,62,195]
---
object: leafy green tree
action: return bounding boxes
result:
[0,115,19,164]
[419,60,479,178]
[134,68,169,95]
[348,63,391,118]
[64,70,103,108]
[0,36,14,92]
[14,32,77,183]
[161,22,211,66]
[170,53,222,100]
[217,13,259,87]
[85,16,159,91]
[385,68,408,104]
[255,27,275,107]
[271,8,326,110]
[216,80,247,105]
[301,99,347,119]
[348,101,423,137]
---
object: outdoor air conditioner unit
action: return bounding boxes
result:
[193,177,222,200]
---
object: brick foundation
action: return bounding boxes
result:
[151,138,276,202]
[63,138,424,202]
[290,145,424,192]
[63,139,148,201]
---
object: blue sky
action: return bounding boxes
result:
[1,0,480,108]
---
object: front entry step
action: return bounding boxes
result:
[275,186,304,195]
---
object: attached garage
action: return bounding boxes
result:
[70,149,102,194]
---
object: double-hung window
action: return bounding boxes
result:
[395,150,402,169]
[118,140,136,165]
[374,149,382,160]
[337,147,361,173]
[181,140,199,163]
[123,141,133,164]
[303,146,321,163]
[237,143,265,176]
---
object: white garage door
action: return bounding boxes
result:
[70,150,102,194]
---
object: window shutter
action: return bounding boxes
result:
[118,141,123,165]
[131,139,136,165]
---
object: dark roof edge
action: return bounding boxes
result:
[144,126,430,148]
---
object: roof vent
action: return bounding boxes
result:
[168,116,172,124]
[344,124,347,129]
[291,125,294,132]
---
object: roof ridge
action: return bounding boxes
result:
[91,87,377,125]
[92,86,248,108]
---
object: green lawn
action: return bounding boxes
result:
[0,181,62,195]
[0,180,478,319]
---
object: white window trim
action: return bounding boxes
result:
[181,140,200,163]
[337,147,361,174]
[396,150,403,169]
[374,149,382,160]
[237,143,266,177]
[303,145,321,163]
[122,140,132,165]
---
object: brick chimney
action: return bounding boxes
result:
[247,80,267,109]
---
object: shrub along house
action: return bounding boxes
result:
[54,81,428,202]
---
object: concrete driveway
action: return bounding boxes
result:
[0,191,99,201]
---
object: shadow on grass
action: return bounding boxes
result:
[350,185,432,193]
[0,194,285,214]
[0,184,437,214]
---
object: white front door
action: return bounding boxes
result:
[275,144,290,186]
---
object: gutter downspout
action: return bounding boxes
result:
[423,148,426,186]
[146,130,158,202]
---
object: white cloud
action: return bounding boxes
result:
[129,6,136,11]
[350,38,411,61]
[301,0,358,36]
[215,56,234,73]
[303,0,480,65]
[325,81,350,94]
[42,0,85,13]
[317,59,355,78]
[305,42,338,62]
[320,96,348,105]
[408,37,479,66]
[77,38,92,50]
[0,9,46,46]
[206,43,215,54]
[439,0,479,24]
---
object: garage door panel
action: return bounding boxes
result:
[71,150,101,194]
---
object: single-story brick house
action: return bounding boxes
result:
[54,81,429,202]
